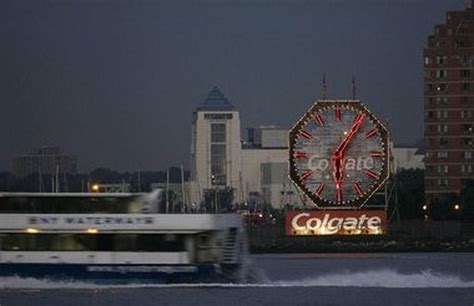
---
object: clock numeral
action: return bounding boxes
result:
[294,151,308,158]
[312,112,324,127]
[366,128,377,138]
[352,181,363,196]
[300,170,313,181]
[366,170,380,180]
[370,151,384,157]
[335,107,342,121]
[315,183,325,196]
[299,129,312,140]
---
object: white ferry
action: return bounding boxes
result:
[0,192,250,283]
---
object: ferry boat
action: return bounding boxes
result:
[0,192,250,284]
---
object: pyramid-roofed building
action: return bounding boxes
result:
[196,86,235,111]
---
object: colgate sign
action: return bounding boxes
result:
[285,210,387,236]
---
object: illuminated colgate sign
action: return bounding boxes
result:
[285,210,387,236]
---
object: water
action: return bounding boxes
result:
[0,253,473,305]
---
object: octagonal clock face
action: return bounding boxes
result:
[289,100,389,209]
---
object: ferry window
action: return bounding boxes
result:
[0,234,185,252]
[0,196,141,213]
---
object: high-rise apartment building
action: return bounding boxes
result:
[424,3,474,203]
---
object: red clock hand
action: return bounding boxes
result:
[335,113,365,155]
[331,155,344,202]
[331,113,365,202]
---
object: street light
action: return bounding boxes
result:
[454,204,460,211]
[422,204,428,211]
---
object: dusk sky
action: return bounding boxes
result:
[0,0,467,172]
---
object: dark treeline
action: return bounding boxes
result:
[0,167,190,193]
[385,169,473,221]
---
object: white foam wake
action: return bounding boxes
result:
[0,270,473,289]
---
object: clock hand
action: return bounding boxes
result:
[331,154,344,202]
[335,113,365,155]
[331,113,365,202]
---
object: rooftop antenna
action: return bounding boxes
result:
[352,75,357,99]
[321,73,327,99]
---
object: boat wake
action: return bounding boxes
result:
[0,269,473,289]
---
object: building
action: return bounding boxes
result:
[190,87,422,209]
[12,146,77,178]
[190,87,297,209]
[390,142,424,173]
[424,2,474,203]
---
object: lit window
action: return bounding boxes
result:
[437,151,448,159]
[436,56,446,65]
[436,70,447,78]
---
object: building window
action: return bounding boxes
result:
[461,55,471,66]
[211,123,226,143]
[463,124,473,133]
[424,57,431,66]
[436,97,448,105]
[436,56,446,65]
[436,110,448,120]
[461,82,470,92]
[439,138,448,147]
[462,138,473,146]
[437,179,448,188]
[463,151,472,160]
[437,151,448,159]
[436,70,447,78]
[210,144,226,186]
[437,125,448,133]
[461,164,472,173]
[437,165,448,174]
[204,113,233,120]
[210,123,227,186]
[461,110,472,119]
[461,69,471,78]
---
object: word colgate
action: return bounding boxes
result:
[288,212,383,235]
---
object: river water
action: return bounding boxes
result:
[0,253,473,305]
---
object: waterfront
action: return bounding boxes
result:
[0,253,473,305]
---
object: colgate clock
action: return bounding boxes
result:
[289,100,389,209]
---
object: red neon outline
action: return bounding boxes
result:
[300,170,313,181]
[313,112,325,127]
[299,130,312,140]
[315,182,325,196]
[370,151,384,157]
[352,181,363,196]
[366,128,377,138]
[366,170,380,180]
[335,107,341,121]
[294,151,308,158]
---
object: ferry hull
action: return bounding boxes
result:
[0,263,240,284]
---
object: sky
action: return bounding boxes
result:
[0,0,469,172]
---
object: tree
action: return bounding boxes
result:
[203,187,234,213]
[460,180,474,221]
